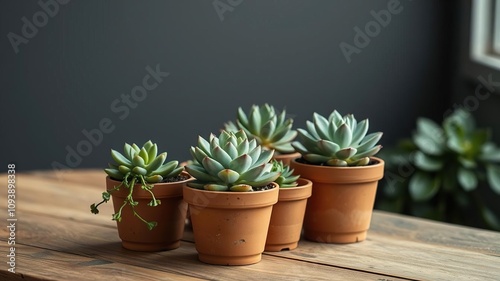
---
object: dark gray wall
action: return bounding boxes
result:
[1,0,451,172]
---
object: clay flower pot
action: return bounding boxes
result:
[183,184,279,265]
[290,157,384,244]
[107,172,192,251]
[273,151,301,166]
[265,178,312,252]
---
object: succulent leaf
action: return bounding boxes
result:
[229,154,252,172]
[105,168,124,180]
[131,143,140,153]
[326,159,348,166]
[205,184,229,191]
[132,166,147,176]
[230,184,253,192]
[147,144,158,162]
[146,175,163,183]
[457,167,477,191]
[486,164,500,195]
[409,172,440,201]
[118,165,131,174]
[203,157,225,177]
[185,164,218,182]
[147,153,166,173]
[351,119,369,145]
[123,143,134,159]
[218,169,240,184]
[335,148,357,160]
[111,149,132,166]
[317,140,341,156]
[212,146,232,167]
[413,151,443,172]
[143,140,154,151]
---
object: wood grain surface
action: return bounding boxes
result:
[0,170,499,281]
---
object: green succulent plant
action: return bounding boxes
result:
[224,103,297,154]
[90,140,184,230]
[292,110,383,166]
[185,130,281,191]
[379,109,500,230]
[271,160,299,188]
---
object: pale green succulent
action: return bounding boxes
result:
[224,104,297,154]
[91,140,184,230]
[186,130,280,191]
[292,110,382,166]
[271,160,299,188]
[103,140,183,182]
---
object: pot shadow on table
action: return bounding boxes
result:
[61,240,202,268]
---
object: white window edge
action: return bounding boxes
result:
[470,0,500,70]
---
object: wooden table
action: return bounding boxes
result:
[1,169,499,281]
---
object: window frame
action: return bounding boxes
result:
[470,0,500,70]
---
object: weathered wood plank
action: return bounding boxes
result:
[267,236,500,281]
[0,172,117,228]
[25,169,105,186]
[370,211,500,256]
[0,212,408,281]
[0,243,205,281]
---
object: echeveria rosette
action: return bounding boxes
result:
[291,110,383,167]
[104,141,183,183]
[271,160,299,188]
[186,130,281,192]
[224,104,297,154]
[90,140,184,230]
[408,109,500,203]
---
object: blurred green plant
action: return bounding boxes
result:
[378,109,500,230]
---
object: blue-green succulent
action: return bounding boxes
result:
[271,160,299,188]
[292,110,382,166]
[224,104,297,154]
[186,130,281,191]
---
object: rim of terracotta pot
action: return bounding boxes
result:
[183,183,279,209]
[273,151,301,163]
[290,157,384,184]
[277,178,312,201]
[107,171,193,199]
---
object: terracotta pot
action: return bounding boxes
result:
[183,184,279,265]
[290,157,384,244]
[107,172,192,251]
[273,152,301,166]
[265,178,312,252]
